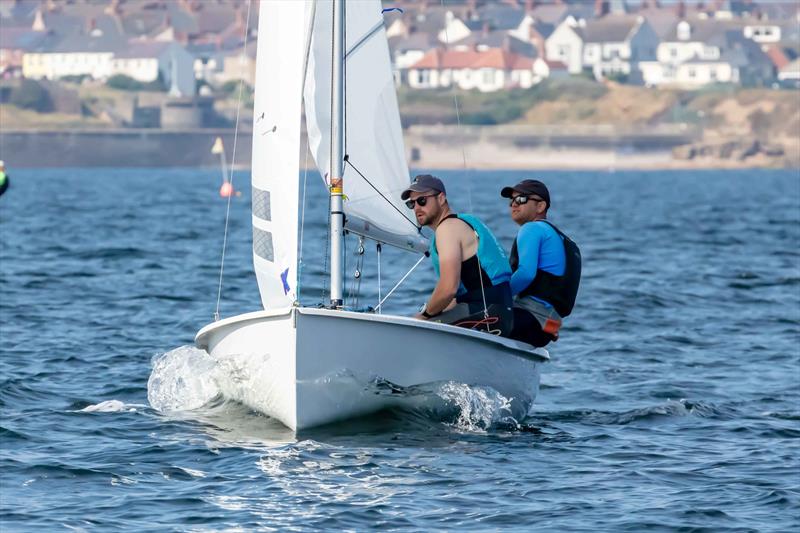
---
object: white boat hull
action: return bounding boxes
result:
[195,307,548,431]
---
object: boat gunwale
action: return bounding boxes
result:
[195,307,549,363]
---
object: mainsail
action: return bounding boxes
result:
[251,0,307,310]
[304,0,425,253]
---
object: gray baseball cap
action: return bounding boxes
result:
[401,174,446,200]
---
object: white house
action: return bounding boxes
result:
[641,55,740,87]
[581,15,659,82]
[22,14,126,81]
[545,16,585,74]
[23,49,115,80]
[408,48,535,92]
[778,58,800,86]
[111,41,195,95]
[643,20,773,88]
[388,32,438,87]
[742,23,782,44]
[656,20,728,64]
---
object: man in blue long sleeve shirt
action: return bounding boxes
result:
[501,179,580,347]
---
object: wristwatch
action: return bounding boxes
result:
[420,303,435,319]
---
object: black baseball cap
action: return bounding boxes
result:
[401,174,446,200]
[501,179,550,208]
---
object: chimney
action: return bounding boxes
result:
[525,0,536,12]
[594,0,609,17]
[87,17,96,33]
[482,21,490,37]
[675,0,686,18]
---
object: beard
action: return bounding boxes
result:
[416,207,438,227]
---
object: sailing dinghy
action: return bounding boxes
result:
[195,0,549,431]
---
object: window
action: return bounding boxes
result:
[482,69,494,85]
[419,70,430,85]
[688,67,696,78]
[558,45,569,59]
[710,68,717,81]
[670,47,677,58]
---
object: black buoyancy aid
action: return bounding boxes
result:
[509,220,581,317]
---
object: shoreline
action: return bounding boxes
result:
[0,128,794,170]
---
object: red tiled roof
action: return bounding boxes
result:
[410,48,534,71]
[764,45,790,70]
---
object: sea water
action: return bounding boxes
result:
[1,168,798,531]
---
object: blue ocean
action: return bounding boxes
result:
[1,167,798,531]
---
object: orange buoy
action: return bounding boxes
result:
[219,181,234,198]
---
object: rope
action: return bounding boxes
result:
[344,157,419,230]
[377,243,382,314]
[376,254,426,309]
[214,0,253,321]
[473,230,490,319]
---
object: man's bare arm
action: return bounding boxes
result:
[422,220,462,317]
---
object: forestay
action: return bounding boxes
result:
[304,0,425,253]
[251,0,307,310]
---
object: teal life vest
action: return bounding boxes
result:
[429,213,512,298]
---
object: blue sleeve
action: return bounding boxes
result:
[510,223,544,296]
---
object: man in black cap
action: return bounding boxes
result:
[402,174,514,336]
[501,179,581,347]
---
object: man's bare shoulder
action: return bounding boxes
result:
[436,216,472,236]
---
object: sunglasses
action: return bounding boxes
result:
[509,195,545,207]
[405,193,439,209]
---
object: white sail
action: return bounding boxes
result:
[251,0,307,309]
[304,1,424,252]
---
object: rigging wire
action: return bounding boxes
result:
[439,0,473,213]
[214,0,253,321]
[344,157,420,230]
[376,254,427,310]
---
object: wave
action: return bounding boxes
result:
[147,346,222,413]
[79,400,139,413]
[534,399,733,426]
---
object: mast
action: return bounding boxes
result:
[329,0,345,307]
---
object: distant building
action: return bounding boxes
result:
[112,41,195,96]
[389,32,439,87]
[581,15,659,82]
[219,40,257,87]
[22,12,127,80]
[777,58,800,87]
[641,20,774,88]
[0,28,51,77]
[742,22,782,44]
[545,16,586,74]
[408,48,535,92]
